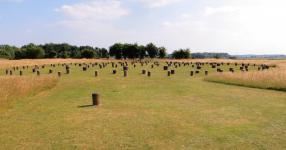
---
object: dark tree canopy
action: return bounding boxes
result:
[171,48,191,59]
[158,46,167,58]
[145,43,158,58]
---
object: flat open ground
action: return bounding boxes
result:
[0,59,286,149]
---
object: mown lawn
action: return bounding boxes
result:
[0,61,286,149]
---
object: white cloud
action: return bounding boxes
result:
[54,0,129,20]
[135,0,182,8]
[204,6,246,16]
[44,20,136,35]
[181,13,191,18]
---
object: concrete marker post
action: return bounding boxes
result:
[92,93,101,106]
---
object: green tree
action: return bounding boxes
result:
[25,43,45,59]
[81,49,94,58]
[94,47,102,59]
[171,48,191,59]
[127,43,140,59]
[109,43,123,59]
[146,43,158,58]
[100,48,109,58]
[138,45,146,59]
[158,46,167,58]
[49,51,57,58]
[61,51,69,59]
[0,48,11,59]
[0,45,15,59]
[214,53,221,59]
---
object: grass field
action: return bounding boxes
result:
[0,59,286,149]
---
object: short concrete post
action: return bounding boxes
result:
[124,70,127,77]
[163,66,168,70]
[205,70,208,75]
[95,70,98,77]
[58,71,62,77]
[168,71,171,76]
[92,93,101,106]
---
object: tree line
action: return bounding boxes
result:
[191,52,232,59]
[0,42,192,60]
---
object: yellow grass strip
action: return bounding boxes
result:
[0,76,58,114]
[204,68,286,91]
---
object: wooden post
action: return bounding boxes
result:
[49,69,53,73]
[148,71,151,77]
[92,93,101,106]
[142,70,146,74]
[205,70,208,75]
[171,70,175,74]
[37,70,40,76]
[83,67,88,71]
[168,71,171,76]
[190,71,194,76]
[20,70,23,76]
[10,70,13,75]
[67,69,71,74]
[113,70,117,74]
[95,70,98,77]
[58,71,62,77]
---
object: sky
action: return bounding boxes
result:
[0,0,286,55]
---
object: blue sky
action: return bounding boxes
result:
[0,0,286,55]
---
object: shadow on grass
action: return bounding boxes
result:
[77,105,94,108]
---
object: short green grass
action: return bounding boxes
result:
[1,62,286,149]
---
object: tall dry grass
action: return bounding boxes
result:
[204,68,286,91]
[0,76,58,113]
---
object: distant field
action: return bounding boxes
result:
[0,59,286,149]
